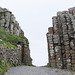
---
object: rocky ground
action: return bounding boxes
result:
[5,66,75,75]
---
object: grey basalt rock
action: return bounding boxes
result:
[0,7,24,37]
[47,7,75,71]
[14,27,20,36]
[10,14,15,23]
[0,19,5,24]
[0,7,4,12]
[0,7,31,66]
[5,22,9,28]
[0,45,22,65]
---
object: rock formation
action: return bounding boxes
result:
[47,7,75,71]
[0,7,31,65]
[0,7,23,36]
[0,44,22,65]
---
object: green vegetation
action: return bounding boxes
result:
[0,58,12,75]
[46,63,51,67]
[0,12,6,14]
[9,20,13,23]
[0,28,23,43]
[43,63,51,67]
[0,40,17,48]
[28,63,35,66]
[0,28,28,48]
[72,7,75,8]
[0,10,10,14]
[0,16,5,19]
[0,58,17,75]
[28,57,36,67]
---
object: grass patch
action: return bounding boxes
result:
[0,40,17,48]
[0,12,6,14]
[46,63,51,67]
[28,57,36,67]
[0,16,5,19]
[72,7,75,8]
[0,58,12,75]
[0,28,23,43]
[0,58,17,75]
[0,28,28,48]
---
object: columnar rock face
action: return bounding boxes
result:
[0,7,31,65]
[47,7,75,71]
[0,8,24,36]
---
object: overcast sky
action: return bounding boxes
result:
[0,0,75,66]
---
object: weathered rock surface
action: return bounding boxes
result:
[0,44,22,65]
[47,7,75,71]
[5,66,75,75]
[0,7,31,65]
[0,7,23,36]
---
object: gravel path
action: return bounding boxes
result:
[5,66,75,75]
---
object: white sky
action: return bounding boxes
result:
[0,0,75,66]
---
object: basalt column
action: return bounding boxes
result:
[47,7,75,71]
[0,7,32,66]
[52,16,62,68]
[47,27,55,67]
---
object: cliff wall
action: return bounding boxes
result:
[0,44,22,65]
[0,7,31,66]
[47,7,75,71]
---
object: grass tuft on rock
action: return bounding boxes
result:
[0,58,12,75]
[0,28,28,48]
